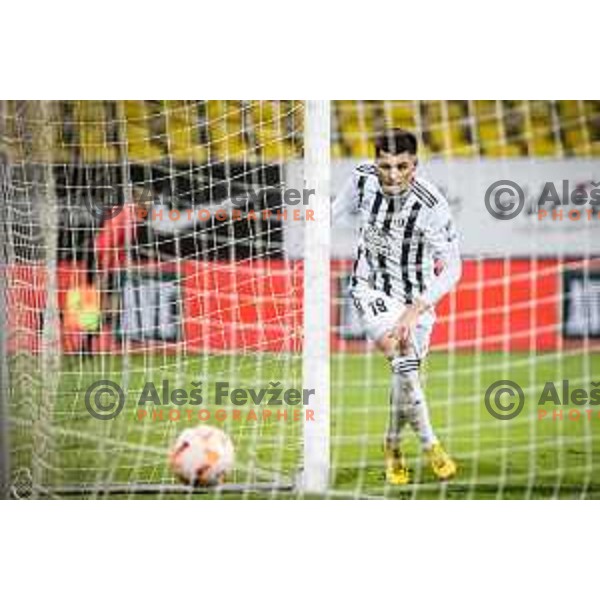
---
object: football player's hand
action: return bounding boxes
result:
[395,298,429,344]
[395,305,420,344]
[434,258,445,276]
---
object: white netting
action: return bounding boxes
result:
[2,100,600,499]
[1,100,311,498]
[330,100,600,498]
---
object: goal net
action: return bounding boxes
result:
[2,100,600,499]
[0,100,329,498]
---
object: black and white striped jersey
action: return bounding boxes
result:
[333,162,462,306]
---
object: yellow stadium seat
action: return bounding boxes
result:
[528,137,558,157]
[583,101,600,117]
[210,135,252,162]
[558,100,581,119]
[250,100,277,125]
[423,103,469,151]
[477,121,523,156]
[249,100,300,161]
[335,100,361,123]
[473,100,498,117]
[17,98,600,165]
[347,137,373,158]
[478,122,502,144]
[334,101,376,157]
[338,117,361,136]
[211,140,252,162]
[162,101,207,163]
[428,126,474,157]
[383,102,414,119]
[74,101,117,163]
[482,144,523,157]
[564,127,586,148]
[570,145,594,157]
[449,125,469,142]
[205,101,251,161]
[253,134,295,162]
[251,100,294,136]
[424,100,444,123]
[121,101,164,163]
[50,102,71,163]
[338,101,376,124]
[529,100,552,123]
[523,121,558,157]
[427,128,445,150]
[450,143,477,157]
[564,125,600,156]
[382,117,415,131]
[447,101,467,119]
[382,101,416,129]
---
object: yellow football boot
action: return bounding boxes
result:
[385,447,410,485]
[426,442,457,481]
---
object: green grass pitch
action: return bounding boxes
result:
[9,350,600,499]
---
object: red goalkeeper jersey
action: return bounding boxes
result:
[94,203,139,271]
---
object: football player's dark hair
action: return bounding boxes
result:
[375,129,418,157]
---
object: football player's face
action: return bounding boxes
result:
[376,151,417,196]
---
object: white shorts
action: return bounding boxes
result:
[349,283,435,359]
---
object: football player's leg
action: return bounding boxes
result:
[400,316,438,451]
[385,376,408,452]
[409,317,457,479]
[368,301,411,455]
[375,314,414,484]
[379,311,456,481]
[352,288,410,484]
[376,325,415,448]
[383,369,411,484]
[405,365,437,450]
[386,352,437,451]
[379,318,439,445]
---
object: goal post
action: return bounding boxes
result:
[32,101,62,499]
[300,100,331,493]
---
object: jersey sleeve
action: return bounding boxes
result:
[421,200,462,306]
[331,168,362,226]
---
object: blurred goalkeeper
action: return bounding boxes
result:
[95,185,150,327]
[332,129,462,485]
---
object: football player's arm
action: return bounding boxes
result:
[396,204,461,343]
[418,203,462,308]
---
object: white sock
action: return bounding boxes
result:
[385,364,408,451]
[389,356,437,451]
